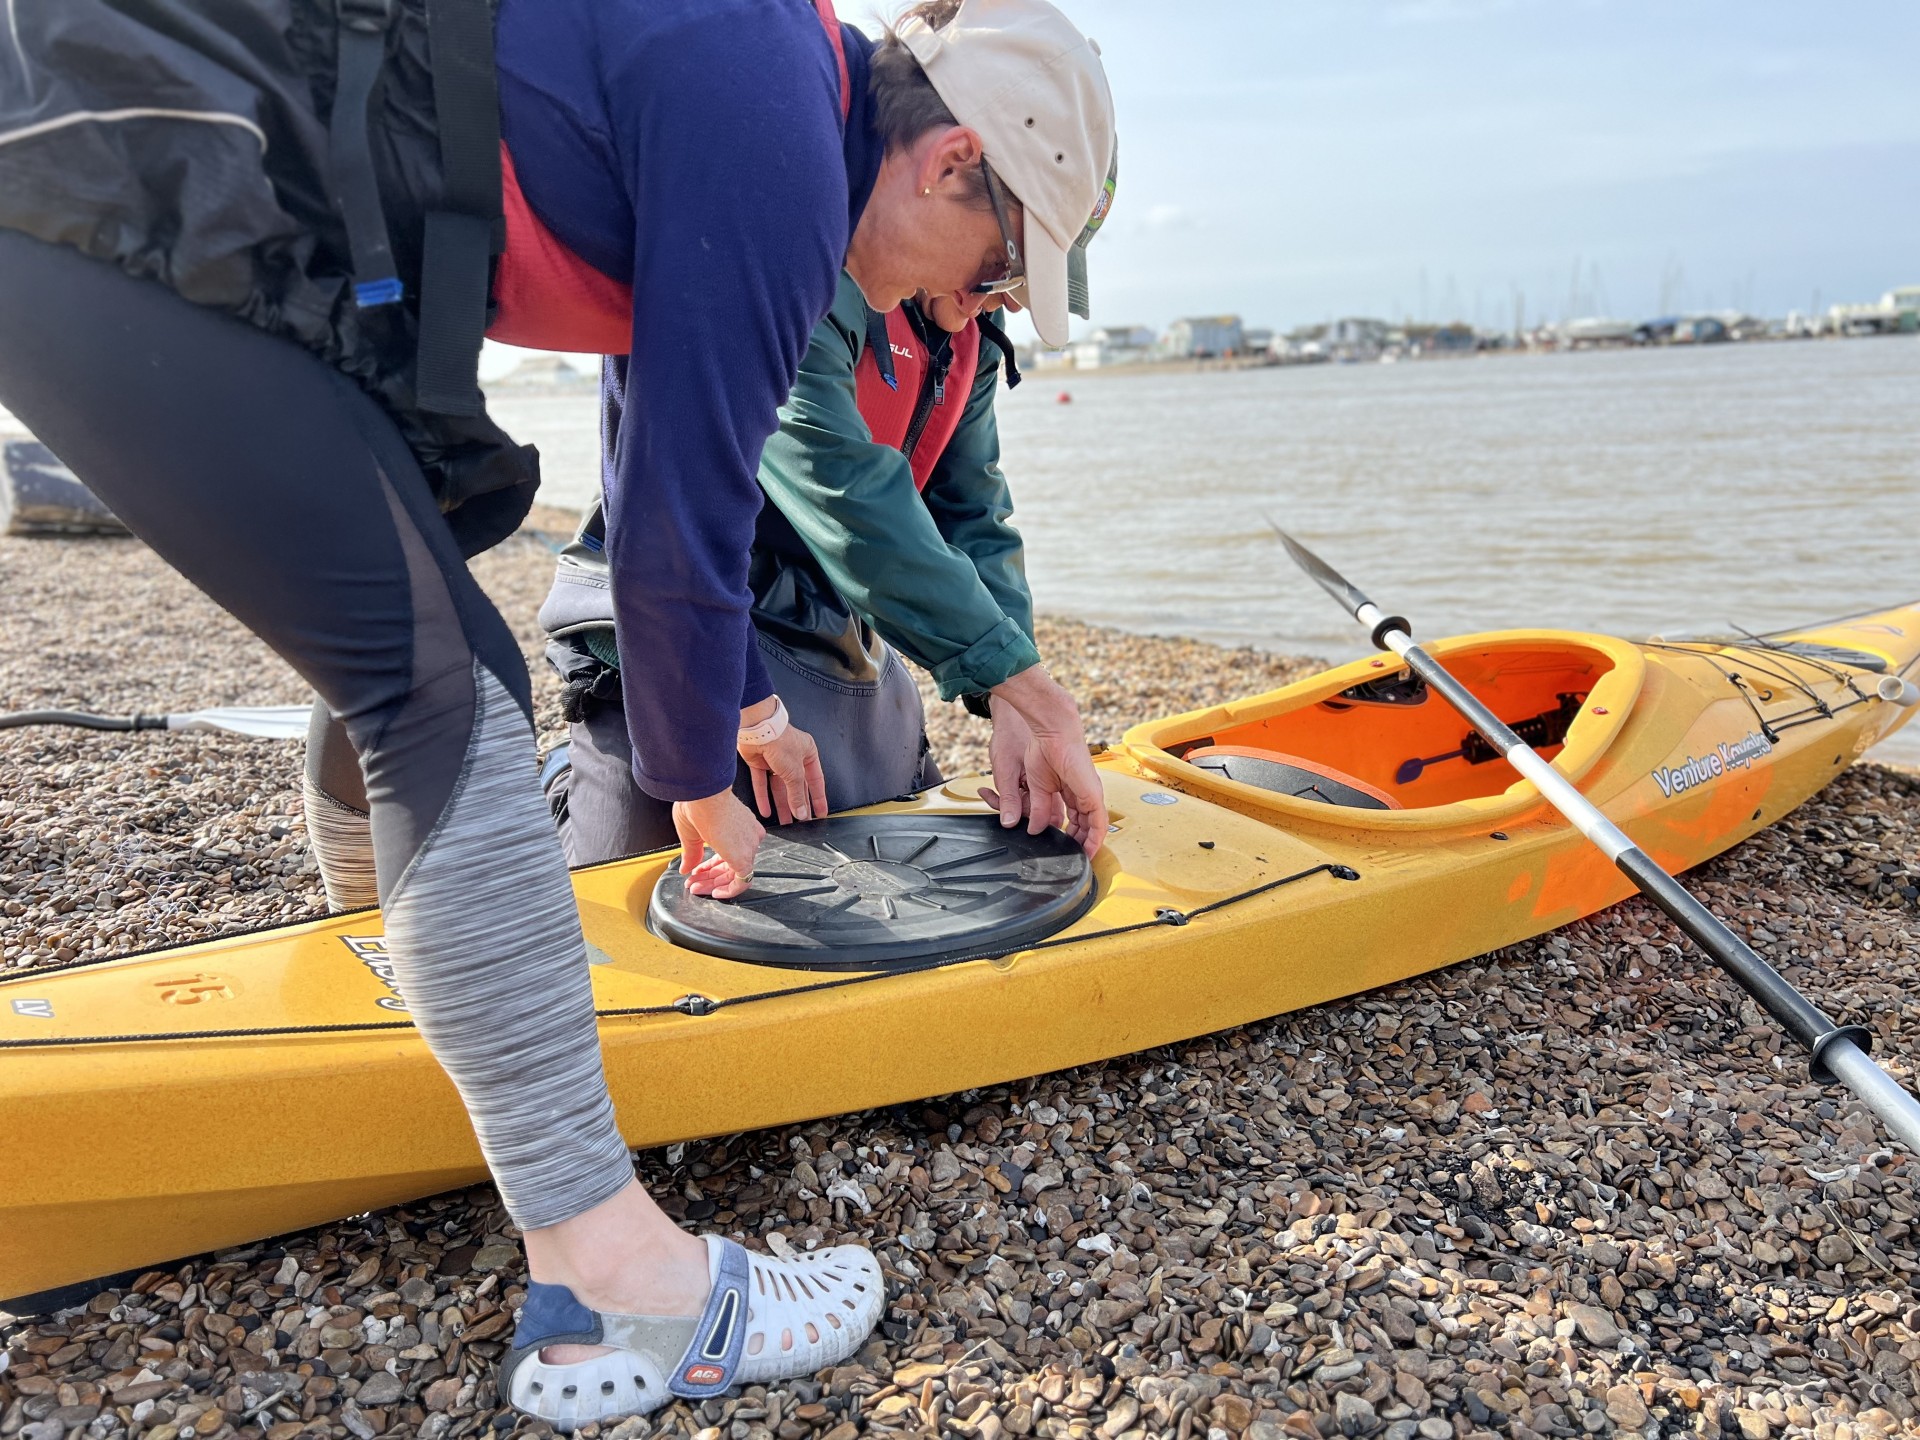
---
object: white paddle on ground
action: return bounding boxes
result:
[0,706,310,739]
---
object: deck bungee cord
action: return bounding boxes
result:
[1650,616,1920,722]
[1644,643,1860,743]
[1645,638,1871,740]
[1271,524,1920,1155]
[1641,635,1919,743]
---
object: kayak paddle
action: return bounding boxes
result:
[0,705,310,740]
[1272,526,1920,1154]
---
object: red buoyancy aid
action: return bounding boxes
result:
[856,307,981,490]
[489,145,629,353]
[487,0,850,353]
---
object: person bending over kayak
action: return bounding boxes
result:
[0,0,1115,1426]
[536,280,1112,864]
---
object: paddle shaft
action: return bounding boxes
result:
[1353,600,1920,1151]
[0,710,161,732]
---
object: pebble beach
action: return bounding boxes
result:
[4,514,1920,1440]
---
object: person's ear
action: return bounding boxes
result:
[917,125,983,197]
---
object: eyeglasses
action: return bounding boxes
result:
[971,160,1026,297]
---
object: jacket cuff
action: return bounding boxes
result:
[740,643,774,710]
[631,756,740,805]
[928,620,1042,701]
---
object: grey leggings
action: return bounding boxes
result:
[0,230,634,1230]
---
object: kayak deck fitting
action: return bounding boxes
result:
[3,607,1917,1303]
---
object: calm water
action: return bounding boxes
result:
[8,340,1915,760]
[488,339,1920,763]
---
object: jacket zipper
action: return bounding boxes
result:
[900,329,953,460]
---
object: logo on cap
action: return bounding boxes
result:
[1089,178,1114,229]
[1077,143,1119,248]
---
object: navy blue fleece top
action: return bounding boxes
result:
[495,0,882,801]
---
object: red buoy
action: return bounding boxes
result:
[1056,390,1073,404]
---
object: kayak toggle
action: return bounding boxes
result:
[1877,675,1920,707]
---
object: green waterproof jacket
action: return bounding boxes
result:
[760,273,1040,697]
[540,273,1041,701]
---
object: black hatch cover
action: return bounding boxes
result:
[648,814,1095,970]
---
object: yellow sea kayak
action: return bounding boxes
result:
[3,608,1917,1302]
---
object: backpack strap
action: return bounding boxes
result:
[330,0,403,308]
[379,0,834,416]
[413,0,505,416]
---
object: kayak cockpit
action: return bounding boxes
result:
[1120,630,1646,830]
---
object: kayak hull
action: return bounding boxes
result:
[4,608,1916,1301]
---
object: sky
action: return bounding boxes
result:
[860,0,1920,344]
[484,0,1920,373]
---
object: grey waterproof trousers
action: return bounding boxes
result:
[544,635,942,866]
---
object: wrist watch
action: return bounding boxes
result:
[961,690,994,721]
[737,695,790,747]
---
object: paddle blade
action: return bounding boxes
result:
[1394,758,1425,785]
[167,706,311,740]
[1265,521,1376,620]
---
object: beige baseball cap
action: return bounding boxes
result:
[896,0,1117,348]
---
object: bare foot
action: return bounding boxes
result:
[521,1178,711,1364]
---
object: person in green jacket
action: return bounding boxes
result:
[539,277,1106,861]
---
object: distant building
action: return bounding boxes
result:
[1162,315,1245,358]
[1241,327,1274,354]
[1826,286,1920,336]
[1271,325,1329,364]
[1890,288,1920,334]
[1323,317,1391,360]
[495,355,594,388]
[1672,315,1730,345]
[1827,303,1885,336]
[1561,317,1639,348]
[1709,310,1768,340]
[1405,322,1477,355]
[1069,324,1155,368]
